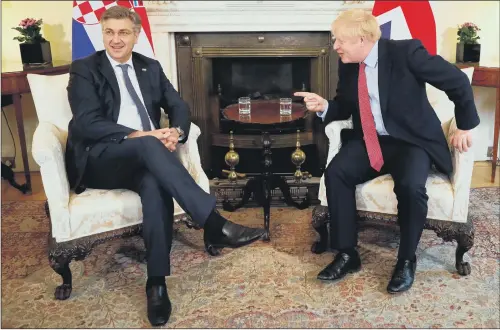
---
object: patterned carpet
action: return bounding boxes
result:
[1,188,499,328]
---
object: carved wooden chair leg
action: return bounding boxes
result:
[454,218,474,276]
[426,217,475,276]
[311,206,329,254]
[48,250,73,300]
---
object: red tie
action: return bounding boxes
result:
[358,62,384,172]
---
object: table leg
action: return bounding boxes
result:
[261,132,272,241]
[12,93,31,193]
[491,87,500,183]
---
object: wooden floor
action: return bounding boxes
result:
[1,162,499,202]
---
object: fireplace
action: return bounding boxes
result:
[173,31,339,178]
[212,57,311,106]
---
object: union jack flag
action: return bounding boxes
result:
[132,0,143,7]
[373,0,437,55]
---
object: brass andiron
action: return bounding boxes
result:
[291,130,306,182]
[224,131,240,182]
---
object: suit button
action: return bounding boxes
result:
[85,146,90,151]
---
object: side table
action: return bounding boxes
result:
[456,63,500,182]
[1,61,71,193]
[219,100,314,241]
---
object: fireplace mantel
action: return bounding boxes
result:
[147,1,371,90]
[146,1,372,32]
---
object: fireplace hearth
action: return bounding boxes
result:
[174,31,339,178]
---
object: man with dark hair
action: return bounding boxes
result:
[66,5,265,326]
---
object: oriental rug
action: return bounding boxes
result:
[1,187,499,328]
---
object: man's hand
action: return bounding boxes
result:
[163,128,180,152]
[450,129,473,153]
[128,128,171,140]
[294,92,328,112]
[127,128,181,151]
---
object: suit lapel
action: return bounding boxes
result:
[132,55,158,129]
[377,39,392,113]
[98,52,122,122]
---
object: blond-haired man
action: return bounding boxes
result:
[295,9,479,293]
[65,5,265,326]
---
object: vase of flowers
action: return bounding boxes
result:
[12,18,52,65]
[456,22,481,63]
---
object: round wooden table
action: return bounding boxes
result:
[222,99,307,125]
[220,99,311,240]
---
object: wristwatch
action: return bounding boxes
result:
[174,126,185,141]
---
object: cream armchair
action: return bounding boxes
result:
[311,68,476,277]
[27,73,208,299]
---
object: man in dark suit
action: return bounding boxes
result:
[295,9,479,293]
[66,6,265,326]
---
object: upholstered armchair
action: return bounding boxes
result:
[311,68,476,276]
[27,73,207,299]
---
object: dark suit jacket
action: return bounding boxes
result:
[65,50,191,192]
[324,38,480,175]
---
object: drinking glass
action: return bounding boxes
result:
[280,98,292,116]
[238,97,251,115]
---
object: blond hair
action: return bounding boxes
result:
[100,5,142,32]
[331,9,381,42]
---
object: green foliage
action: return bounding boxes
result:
[12,18,46,44]
[457,22,481,45]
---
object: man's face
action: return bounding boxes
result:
[332,35,365,63]
[102,18,139,63]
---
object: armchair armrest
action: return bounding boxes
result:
[31,122,72,241]
[324,118,354,165]
[175,122,210,193]
[318,117,354,206]
[446,117,476,221]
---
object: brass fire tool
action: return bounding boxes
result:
[291,130,306,183]
[224,131,241,182]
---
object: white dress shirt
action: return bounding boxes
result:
[106,51,155,131]
[319,40,389,136]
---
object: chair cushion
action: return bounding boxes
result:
[355,170,454,221]
[26,73,72,132]
[67,188,186,241]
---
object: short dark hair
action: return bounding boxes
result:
[100,5,141,32]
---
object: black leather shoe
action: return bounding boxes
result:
[317,251,361,281]
[387,258,417,294]
[146,284,172,326]
[204,220,266,256]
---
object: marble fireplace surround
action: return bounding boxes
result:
[146,1,371,89]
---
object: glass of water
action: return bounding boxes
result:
[280,98,292,116]
[238,97,251,115]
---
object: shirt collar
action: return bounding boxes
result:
[105,51,134,69]
[363,40,379,68]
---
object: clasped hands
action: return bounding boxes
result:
[128,128,180,151]
[294,91,473,153]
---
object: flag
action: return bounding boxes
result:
[72,0,155,61]
[373,1,437,55]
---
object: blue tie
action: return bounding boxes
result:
[118,64,152,131]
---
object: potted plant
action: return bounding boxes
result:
[12,18,52,66]
[456,22,481,63]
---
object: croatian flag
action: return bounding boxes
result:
[373,1,437,55]
[72,0,155,61]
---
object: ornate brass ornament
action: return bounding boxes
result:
[224,131,240,182]
[291,130,306,182]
